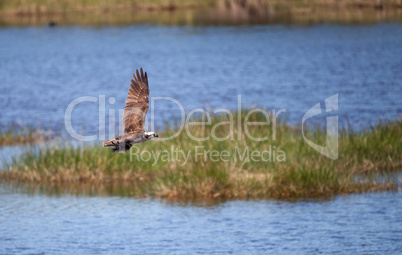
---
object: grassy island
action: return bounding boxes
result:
[1,111,401,200]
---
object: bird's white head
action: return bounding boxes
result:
[144,131,158,139]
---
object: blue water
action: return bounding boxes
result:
[1,23,402,254]
[0,24,401,138]
[0,184,401,254]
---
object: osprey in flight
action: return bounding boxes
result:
[103,68,158,153]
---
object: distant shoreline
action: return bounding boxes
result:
[1,0,401,26]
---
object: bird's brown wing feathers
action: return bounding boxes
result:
[122,68,149,134]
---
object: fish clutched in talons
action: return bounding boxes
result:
[110,145,132,154]
[111,147,128,154]
[104,138,132,154]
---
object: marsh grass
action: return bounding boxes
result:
[1,0,400,14]
[0,0,214,14]
[1,111,401,199]
[0,123,51,146]
[0,0,400,26]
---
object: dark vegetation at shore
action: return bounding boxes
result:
[1,111,401,200]
[0,0,401,26]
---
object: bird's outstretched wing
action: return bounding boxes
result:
[122,68,149,134]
